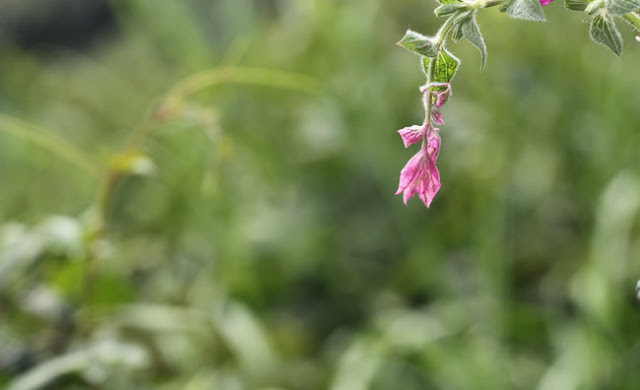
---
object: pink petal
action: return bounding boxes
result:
[539,0,554,5]
[396,151,425,197]
[397,125,425,148]
[431,111,444,125]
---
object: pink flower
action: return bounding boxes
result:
[395,129,441,207]
[539,0,554,5]
[636,36,640,43]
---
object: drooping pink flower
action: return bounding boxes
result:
[636,36,640,44]
[539,0,554,5]
[395,129,441,208]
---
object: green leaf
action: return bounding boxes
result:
[452,22,465,42]
[432,49,460,85]
[434,2,468,17]
[589,12,623,56]
[605,0,640,15]
[397,30,439,58]
[500,0,546,22]
[564,0,588,11]
[450,12,471,42]
[461,14,487,68]
[437,0,461,4]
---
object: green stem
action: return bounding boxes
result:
[623,12,640,31]
[424,13,460,127]
[434,13,458,46]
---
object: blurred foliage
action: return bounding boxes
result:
[1,0,640,389]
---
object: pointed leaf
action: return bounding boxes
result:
[461,15,487,68]
[432,49,460,85]
[451,13,471,42]
[500,0,546,22]
[590,12,623,56]
[605,0,640,15]
[452,22,464,42]
[397,30,439,57]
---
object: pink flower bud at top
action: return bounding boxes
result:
[539,0,554,5]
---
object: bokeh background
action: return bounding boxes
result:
[1,0,640,389]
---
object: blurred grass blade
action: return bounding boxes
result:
[6,350,88,390]
[329,336,386,390]
[570,172,640,327]
[211,300,279,377]
[164,67,320,109]
[0,114,100,178]
[6,339,147,390]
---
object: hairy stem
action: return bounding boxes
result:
[623,12,640,31]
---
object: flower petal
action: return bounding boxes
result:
[396,151,425,196]
[397,125,425,148]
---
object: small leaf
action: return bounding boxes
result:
[432,49,460,85]
[605,0,640,15]
[500,0,546,22]
[397,30,439,58]
[450,12,471,42]
[589,11,623,56]
[434,2,468,17]
[437,0,461,4]
[462,14,487,68]
[564,0,588,11]
[452,22,465,42]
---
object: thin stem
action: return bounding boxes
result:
[435,14,458,46]
[623,12,640,31]
[423,13,460,130]
[0,114,100,178]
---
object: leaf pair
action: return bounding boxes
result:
[397,29,460,84]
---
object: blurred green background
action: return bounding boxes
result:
[1,0,640,389]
